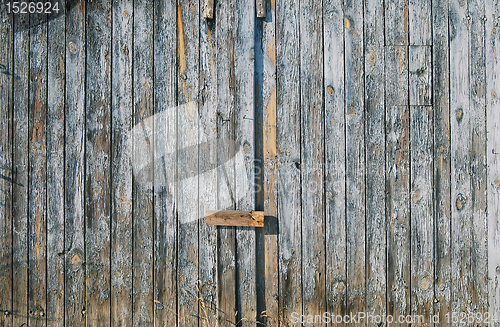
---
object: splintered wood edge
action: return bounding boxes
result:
[205,210,265,227]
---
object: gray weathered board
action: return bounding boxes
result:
[0,0,499,326]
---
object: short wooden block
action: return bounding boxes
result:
[205,210,265,227]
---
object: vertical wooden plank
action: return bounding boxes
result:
[28,13,48,326]
[300,0,325,323]
[65,1,86,325]
[153,0,177,324]
[47,1,66,325]
[385,0,409,46]
[199,9,217,326]
[409,46,432,106]
[177,0,199,325]
[12,13,29,327]
[234,0,256,324]
[276,0,302,323]
[432,0,451,323]
[364,0,386,324]
[133,0,155,325]
[449,0,473,317]
[111,0,133,325]
[344,0,365,322]
[469,0,488,319]
[410,105,434,322]
[386,44,410,325]
[324,0,346,324]
[216,0,237,325]
[85,0,112,325]
[486,0,500,322]
[409,0,431,45]
[0,5,13,326]
[259,0,279,324]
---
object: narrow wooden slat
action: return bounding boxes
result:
[276,0,302,323]
[12,13,30,327]
[409,46,432,106]
[385,45,410,325]
[64,2,86,325]
[469,0,488,317]
[0,5,13,327]
[344,0,365,322]
[300,0,325,323]
[409,0,431,45]
[28,16,48,326]
[177,0,199,324]
[206,211,264,227]
[364,0,386,324]
[324,0,346,324]
[234,0,256,323]
[153,0,178,324]
[111,0,133,325]
[449,0,473,316]
[85,0,112,325]
[216,0,237,325]
[199,8,217,326]
[385,0,409,46]
[410,105,434,321]
[486,0,500,322]
[133,0,154,325]
[432,0,451,323]
[258,0,279,323]
[46,1,66,325]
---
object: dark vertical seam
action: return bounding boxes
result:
[175,0,179,324]
[83,0,87,323]
[151,0,156,325]
[297,0,303,320]
[26,12,31,324]
[447,0,452,314]
[63,2,67,325]
[383,0,388,319]
[10,9,14,326]
[362,0,368,322]
[343,0,347,317]
[45,14,49,325]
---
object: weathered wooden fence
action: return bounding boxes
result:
[0,0,499,326]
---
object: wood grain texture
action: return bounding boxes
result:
[133,0,154,325]
[64,2,86,326]
[12,13,30,327]
[364,0,386,324]
[385,0,409,46]
[409,46,432,106]
[257,0,279,323]
[324,0,346,324]
[409,0,431,45]
[450,0,473,317]
[344,0,365,322]
[28,16,48,326]
[198,6,218,326]
[432,0,451,323]
[177,0,199,324]
[206,211,264,227]
[153,0,178,325]
[216,0,237,325]
[111,0,133,325]
[276,0,302,324]
[0,6,13,327]
[46,1,66,325]
[385,105,410,326]
[234,0,256,323]
[85,0,112,325]
[468,0,489,319]
[410,105,434,321]
[486,0,500,323]
[300,0,325,322]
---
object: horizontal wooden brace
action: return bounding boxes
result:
[205,210,265,227]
